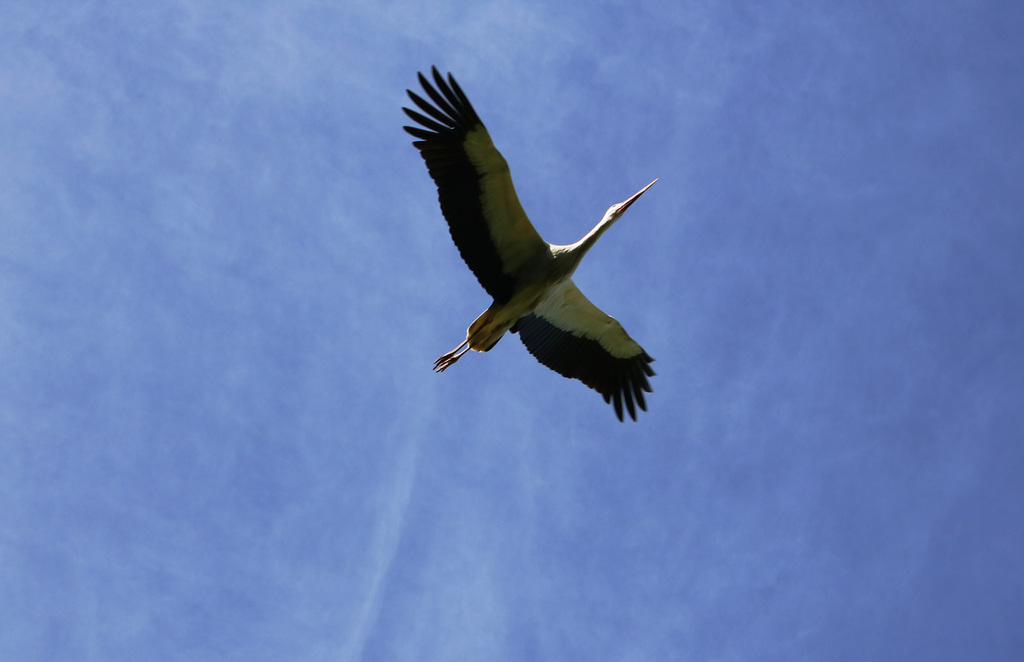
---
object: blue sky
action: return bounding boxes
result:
[3,1,1023,660]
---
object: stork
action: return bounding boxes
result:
[403,67,657,421]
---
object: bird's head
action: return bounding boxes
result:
[571,178,658,261]
[605,178,658,222]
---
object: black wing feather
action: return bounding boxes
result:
[403,67,516,303]
[513,313,656,422]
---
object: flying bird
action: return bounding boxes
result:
[403,67,656,421]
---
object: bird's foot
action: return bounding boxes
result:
[434,341,469,372]
[433,354,459,372]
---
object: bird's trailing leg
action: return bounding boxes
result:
[434,305,511,372]
[434,340,470,372]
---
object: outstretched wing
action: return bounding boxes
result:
[403,67,548,304]
[512,280,655,421]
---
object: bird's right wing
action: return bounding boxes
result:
[512,280,655,421]
[403,67,548,304]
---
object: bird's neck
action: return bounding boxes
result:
[551,214,618,281]
[569,213,617,260]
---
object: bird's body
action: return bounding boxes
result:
[403,67,657,421]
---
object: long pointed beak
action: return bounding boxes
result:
[617,178,658,213]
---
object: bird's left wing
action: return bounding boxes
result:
[512,280,655,421]
[403,67,548,305]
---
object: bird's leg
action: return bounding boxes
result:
[434,340,470,372]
